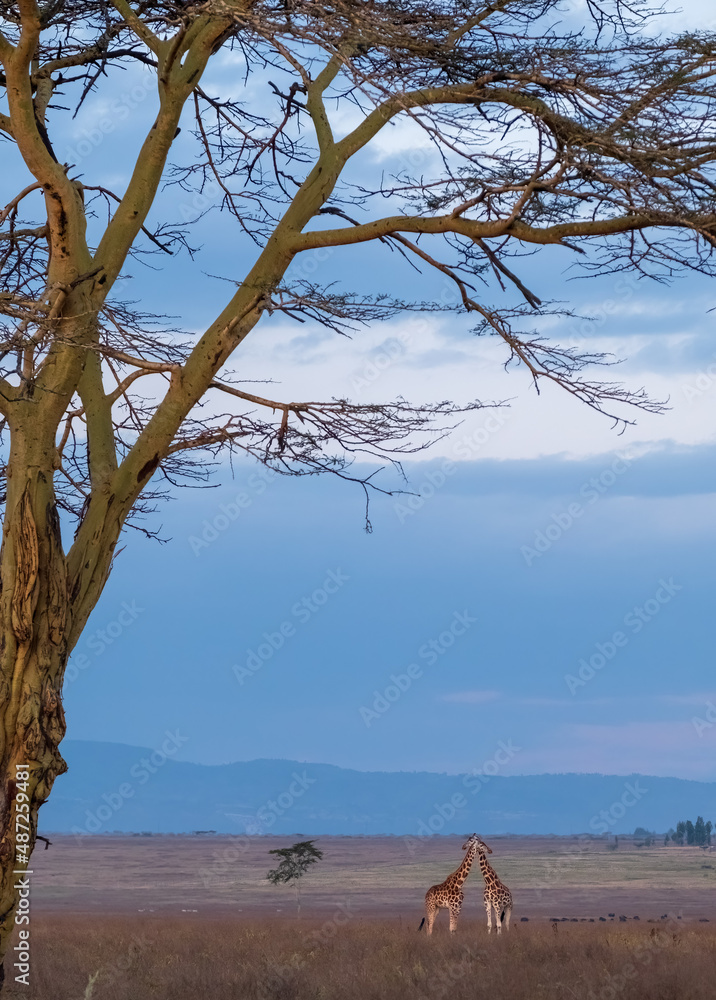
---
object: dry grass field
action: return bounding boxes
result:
[5,835,714,998]
[5,916,716,1000]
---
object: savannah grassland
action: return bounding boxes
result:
[6,835,716,999]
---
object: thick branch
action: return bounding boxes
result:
[93,16,232,290]
[76,352,119,489]
[108,0,162,55]
[306,53,342,153]
[290,210,661,252]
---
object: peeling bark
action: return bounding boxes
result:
[0,459,70,976]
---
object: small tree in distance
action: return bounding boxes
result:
[694,817,706,847]
[633,827,654,847]
[267,840,324,917]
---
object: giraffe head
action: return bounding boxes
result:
[462,834,492,854]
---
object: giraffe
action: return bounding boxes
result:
[418,836,480,935]
[472,835,513,933]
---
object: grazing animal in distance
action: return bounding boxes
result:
[418,835,480,935]
[473,835,513,933]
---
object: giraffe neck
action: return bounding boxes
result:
[478,851,498,884]
[451,844,477,887]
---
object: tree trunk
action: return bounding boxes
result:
[0,427,71,984]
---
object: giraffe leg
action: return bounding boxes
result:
[425,903,437,936]
[448,903,461,933]
[503,905,512,932]
[494,904,503,935]
[484,897,493,934]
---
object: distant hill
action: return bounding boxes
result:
[39,740,715,837]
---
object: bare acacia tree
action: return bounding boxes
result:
[1,0,716,976]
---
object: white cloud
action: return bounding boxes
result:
[221,307,716,464]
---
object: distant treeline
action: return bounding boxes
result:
[664,817,713,846]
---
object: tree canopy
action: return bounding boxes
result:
[267,839,323,914]
[2,2,716,545]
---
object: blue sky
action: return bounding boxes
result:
[4,0,716,781]
[64,438,716,779]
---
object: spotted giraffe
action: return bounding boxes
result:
[418,836,479,935]
[472,835,513,933]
